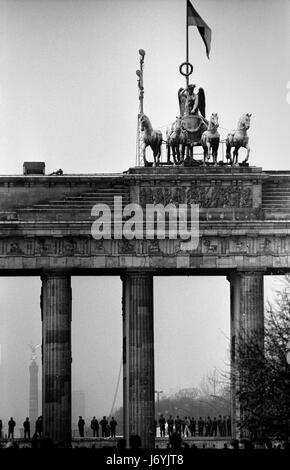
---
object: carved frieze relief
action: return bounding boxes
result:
[0,234,288,259]
[140,185,253,208]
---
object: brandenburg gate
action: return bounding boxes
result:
[0,164,288,446]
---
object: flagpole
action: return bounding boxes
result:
[186,0,189,88]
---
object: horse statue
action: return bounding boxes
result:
[166,116,187,165]
[226,113,251,165]
[140,113,163,166]
[201,113,220,165]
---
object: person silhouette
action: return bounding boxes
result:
[8,417,16,439]
[23,417,30,439]
[78,416,85,437]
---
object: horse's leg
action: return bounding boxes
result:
[157,141,162,165]
[153,141,162,166]
[167,143,171,164]
[212,142,218,165]
[150,143,156,166]
[207,142,211,165]
[173,146,178,165]
[226,147,232,165]
[202,145,207,165]
[226,136,232,164]
[233,146,239,165]
[141,142,148,164]
[154,148,160,166]
[176,144,180,164]
[201,136,205,164]
[232,148,236,165]
[178,144,182,163]
[242,144,250,164]
[181,144,185,162]
[212,147,217,166]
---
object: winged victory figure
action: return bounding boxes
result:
[178,84,206,118]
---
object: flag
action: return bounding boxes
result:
[187,0,211,59]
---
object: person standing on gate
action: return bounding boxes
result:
[35,416,43,437]
[212,417,218,437]
[110,417,117,438]
[23,417,30,439]
[189,417,196,437]
[205,416,210,436]
[226,415,231,436]
[78,416,85,437]
[181,417,186,437]
[222,416,227,436]
[184,416,190,438]
[167,415,174,437]
[100,416,108,438]
[217,415,223,436]
[159,414,166,437]
[208,416,213,436]
[8,417,16,439]
[91,416,99,437]
[198,417,204,436]
[174,415,182,435]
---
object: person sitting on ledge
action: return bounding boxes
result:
[49,169,63,176]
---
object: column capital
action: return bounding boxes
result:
[227,270,265,283]
[121,269,154,281]
[41,271,71,281]
[238,269,266,275]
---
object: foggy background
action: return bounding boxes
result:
[0,0,289,435]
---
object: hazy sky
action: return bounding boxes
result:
[0,0,290,431]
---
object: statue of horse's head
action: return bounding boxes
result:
[238,113,251,130]
[140,113,150,131]
[209,113,219,129]
[173,116,184,130]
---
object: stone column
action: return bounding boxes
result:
[228,271,264,439]
[41,272,72,445]
[122,271,155,448]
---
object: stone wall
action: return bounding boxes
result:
[0,166,289,274]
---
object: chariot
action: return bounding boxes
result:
[182,114,207,146]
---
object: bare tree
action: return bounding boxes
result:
[235,276,290,444]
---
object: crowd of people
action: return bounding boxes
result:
[0,416,43,440]
[0,415,288,450]
[77,416,118,438]
[1,414,231,441]
[156,415,232,438]
[0,414,119,441]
